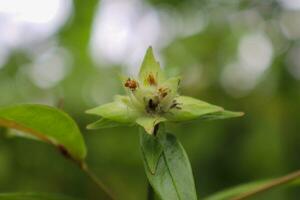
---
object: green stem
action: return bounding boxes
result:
[232,169,300,200]
[147,182,155,200]
[55,101,116,199]
[80,162,116,200]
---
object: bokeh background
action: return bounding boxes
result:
[0,0,300,199]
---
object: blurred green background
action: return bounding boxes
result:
[0,0,300,199]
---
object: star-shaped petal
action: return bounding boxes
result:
[86,47,243,134]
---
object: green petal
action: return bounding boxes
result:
[138,47,165,86]
[86,118,131,130]
[86,96,139,124]
[162,76,181,90]
[160,76,181,104]
[136,116,166,134]
[166,96,243,122]
[198,110,244,121]
[165,96,223,122]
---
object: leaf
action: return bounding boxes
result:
[0,104,86,161]
[166,96,243,122]
[141,131,197,200]
[138,46,165,86]
[86,95,138,125]
[204,177,300,200]
[0,193,80,200]
[140,129,163,174]
[203,180,268,200]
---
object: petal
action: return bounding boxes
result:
[138,47,165,86]
[161,76,181,93]
[87,118,131,129]
[197,110,244,120]
[165,96,224,122]
[159,76,181,105]
[136,116,166,134]
[86,95,139,124]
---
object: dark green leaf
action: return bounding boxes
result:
[0,104,87,161]
[140,129,163,174]
[141,131,197,200]
[0,193,80,200]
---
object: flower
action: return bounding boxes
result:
[86,47,243,134]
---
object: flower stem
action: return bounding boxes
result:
[80,162,116,200]
[153,124,159,136]
[55,101,116,200]
[147,182,155,200]
[232,169,300,200]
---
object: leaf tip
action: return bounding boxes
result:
[86,123,93,130]
[237,111,245,117]
[85,108,96,115]
[85,109,92,114]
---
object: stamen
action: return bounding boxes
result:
[124,78,138,91]
[147,74,157,86]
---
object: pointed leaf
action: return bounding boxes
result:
[0,193,80,200]
[138,47,165,86]
[204,177,300,200]
[86,95,138,124]
[166,96,223,122]
[142,131,198,200]
[203,180,268,200]
[136,116,166,134]
[140,129,163,174]
[0,104,86,161]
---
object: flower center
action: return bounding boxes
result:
[124,75,181,116]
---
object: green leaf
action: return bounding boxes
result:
[138,46,165,85]
[203,180,268,200]
[136,116,166,134]
[86,95,139,125]
[140,129,163,174]
[0,193,80,200]
[0,104,86,161]
[141,130,197,200]
[204,177,300,200]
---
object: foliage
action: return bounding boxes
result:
[0,0,300,199]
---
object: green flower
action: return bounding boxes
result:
[86,47,243,134]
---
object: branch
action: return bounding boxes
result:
[80,162,116,200]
